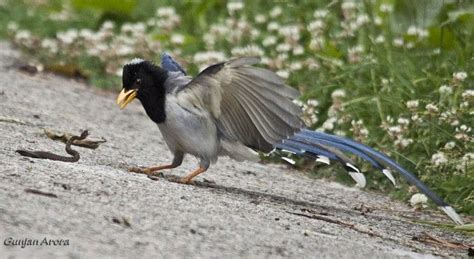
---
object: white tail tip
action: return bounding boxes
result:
[382,169,396,186]
[316,156,330,165]
[440,206,464,225]
[281,157,296,165]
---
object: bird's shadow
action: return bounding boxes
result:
[148,173,371,219]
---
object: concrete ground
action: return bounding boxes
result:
[0,42,472,258]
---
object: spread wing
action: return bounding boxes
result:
[175,57,304,152]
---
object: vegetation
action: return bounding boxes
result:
[1,0,472,215]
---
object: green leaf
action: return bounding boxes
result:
[447,7,474,24]
[72,0,137,15]
[454,223,474,231]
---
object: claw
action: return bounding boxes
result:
[128,167,152,175]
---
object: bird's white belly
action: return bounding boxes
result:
[157,98,219,163]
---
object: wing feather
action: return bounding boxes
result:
[176,57,303,151]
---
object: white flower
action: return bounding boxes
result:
[444,141,455,150]
[348,45,364,63]
[407,25,417,36]
[276,43,291,53]
[116,45,134,56]
[410,193,428,208]
[231,44,264,57]
[277,53,288,61]
[425,103,439,113]
[305,58,320,70]
[14,30,31,42]
[380,4,393,13]
[453,71,468,81]
[101,21,115,30]
[313,9,328,18]
[462,153,474,161]
[289,62,303,71]
[156,7,176,17]
[356,14,370,26]
[293,45,304,55]
[397,117,410,126]
[293,100,304,107]
[57,29,78,45]
[375,35,385,43]
[307,99,319,107]
[267,22,279,31]
[41,38,58,53]
[7,22,18,32]
[418,29,428,38]
[270,6,282,18]
[393,38,404,47]
[193,51,226,70]
[386,116,394,124]
[307,20,325,32]
[458,124,471,132]
[431,152,448,166]
[262,36,277,46]
[406,100,419,109]
[322,117,337,131]
[462,89,474,101]
[170,34,185,45]
[439,85,452,95]
[227,2,244,14]
[341,2,356,11]
[407,25,428,38]
[309,37,325,51]
[411,114,422,123]
[331,89,346,99]
[79,29,94,40]
[395,138,413,148]
[276,70,289,79]
[278,25,300,41]
[255,14,266,24]
[374,16,382,25]
[388,126,402,136]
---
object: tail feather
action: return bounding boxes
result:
[292,133,397,186]
[299,130,443,203]
[292,135,386,170]
[289,129,463,225]
[276,140,367,187]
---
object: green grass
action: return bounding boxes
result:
[1,0,472,216]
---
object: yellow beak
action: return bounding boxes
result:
[116,89,137,109]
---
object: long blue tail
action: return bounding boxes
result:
[159,53,464,225]
[275,129,464,225]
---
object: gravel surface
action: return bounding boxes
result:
[0,42,472,258]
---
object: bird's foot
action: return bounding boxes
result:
[128,164,175,176]
[128,166,158,176]
[178,176,193,185]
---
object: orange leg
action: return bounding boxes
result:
[128,164,177,175]
[179,167,207,184]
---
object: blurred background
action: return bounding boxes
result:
[0,0,472,214]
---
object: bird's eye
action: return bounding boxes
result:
[136,78,142,85]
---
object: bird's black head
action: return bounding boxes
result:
[117,58,168,123]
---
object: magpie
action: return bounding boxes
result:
[116,53,464,225]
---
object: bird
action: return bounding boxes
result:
[116,53,464,225]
